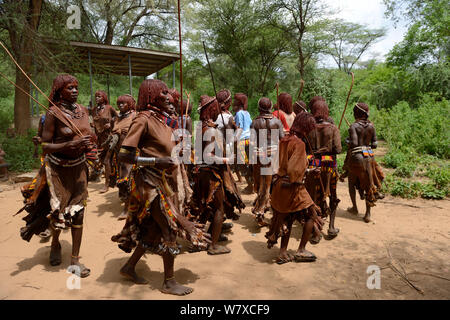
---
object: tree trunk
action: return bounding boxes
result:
[14,64,31,135]
[12,0,43,135]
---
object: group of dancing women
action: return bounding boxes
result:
[16,74,384,295]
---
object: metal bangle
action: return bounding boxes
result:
[136,157,156,166]
[119,147,132,154]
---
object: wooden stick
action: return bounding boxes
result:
[339,72,354,129]
[0,70,79,134]
[184,90,190,119]
[0,41,83,136]
[177,0,184,131]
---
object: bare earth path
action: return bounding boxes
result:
[0,173,449,300]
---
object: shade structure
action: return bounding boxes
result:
[42,39,179,104]
[43,39,179,77]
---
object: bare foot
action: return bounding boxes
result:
[161,278,193,296]
[276,252,294,265]
[207,245,231,255]
[347,207,358,215]
[363,213,371,223]
[327,227,340,237]
[120,264,148,284]
[70,257,90,278]
[222,222,233,231]
[49,242,62,266]
[294,249,317,262]
[309,231,322,245]
[218,233,229,242]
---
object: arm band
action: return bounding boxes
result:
[136,157,156,166]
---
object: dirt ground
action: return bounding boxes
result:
[0,168,449,300]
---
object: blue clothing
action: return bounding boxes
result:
[235,110,252,140]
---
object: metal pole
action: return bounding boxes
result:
[128,55,132,96]
[88,50,94,109]
[172,61,176,88]
[177,0,183,128]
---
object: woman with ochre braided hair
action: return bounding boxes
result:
[111,79,210,295]
[91,90,118,192]
[18,74,95,278]
[103,94,137,220]
[266,112,324,264]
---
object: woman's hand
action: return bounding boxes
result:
[155,157,178,170]
[66,135,91,151]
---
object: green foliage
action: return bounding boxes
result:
[374,96,450,158]
[387,178,422,199]
[0,130,40,173]
[393,162,416,178]
[384,0,449,68]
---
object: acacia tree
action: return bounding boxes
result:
[384,0,449,67]
[189,0,290,97]
[73,0,181,48]
[0,0,44,135]
[264,0,332,78]
[325,19,386,72]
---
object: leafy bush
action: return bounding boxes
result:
[374,96,450,159]
[420,183,447,199]
[0,130,41,173]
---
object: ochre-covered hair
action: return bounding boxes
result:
[311,100,329,122]
[233,93,248,110]
[137,79,169,110]
[117,94,136,110]
[354,102,369,119]
[95,90,109,105]
[258,97,273,112]
[217,89,232,111]
[279,92,293,114]
[308,96,325,112]
[168,88,180,109]
[48,74,78,107]
[168,93,175,105]
[199,95,219,121]
[294,100,307,114]
[290,112,316,137]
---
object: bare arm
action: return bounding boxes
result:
[371,125,378,149]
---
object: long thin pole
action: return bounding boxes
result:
[0,70,79,133]
[202,41,225,128]
[177,0,184,131]
[0,41,83,136]
[339,72,355,129]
